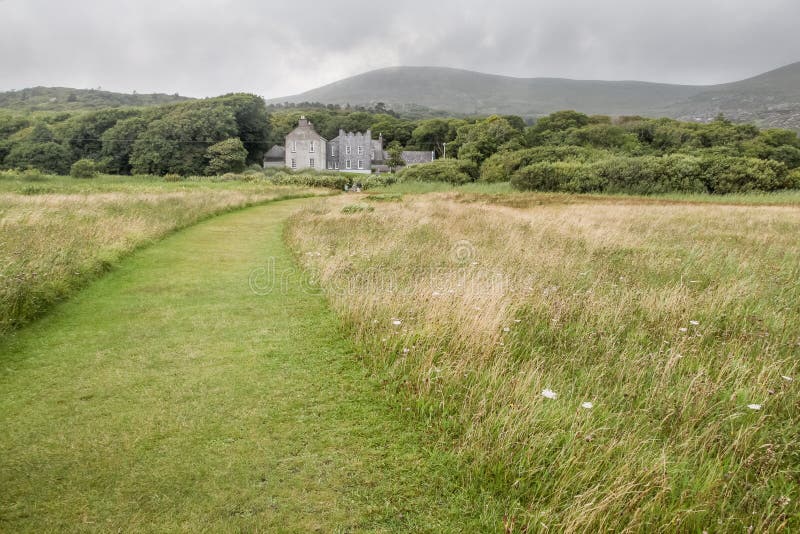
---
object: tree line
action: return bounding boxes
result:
[2,97,800,194]
[0,94,269,176]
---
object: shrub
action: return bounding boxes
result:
[163,173,183,182]
[70,158,100,179]
[700,156,791,194]
[205,138,247,175]
[397,159,478,185]
[511,161,603,193]
[594,155,706,195]
[269,170,350,190]
[480,146,609,183]
[510,154,794,195]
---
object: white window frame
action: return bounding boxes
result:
[291,140,296,153]
[357,145,364,156]
[346,145,351,155]
[357,160,364,170]
[345,159,351,170]
[309,158,315,168]
[291,158,296,169]
[309,141,315,153]
[334,160,339,169]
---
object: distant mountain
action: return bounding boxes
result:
[0,87,193,112]
[662,62,800,130]
[268,63,800,130]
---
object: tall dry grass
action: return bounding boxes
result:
[287,193,800,532]
[0,186,319,335]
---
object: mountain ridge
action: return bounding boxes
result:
[268,62,800,129]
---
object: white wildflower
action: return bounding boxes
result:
[541,389,557,400]
[690,320,700,326]
[747,404,762,411]
[391,319,402,326]
[581,401,594,409]
[402,348,410,354]
[503,327,511,332]
[679,327,688,332]
[781,375,793,382]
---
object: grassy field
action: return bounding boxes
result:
[0,173,326,336]
[287,191,800,531]
[0,200,507,532]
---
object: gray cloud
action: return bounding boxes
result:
[1,0,799,98]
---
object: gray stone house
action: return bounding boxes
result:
[272,116,434,173]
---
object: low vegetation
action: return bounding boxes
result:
[287,192,800,531]
[0,172,324,336]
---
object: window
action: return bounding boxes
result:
[334,160,339,169]
[291,158,296,169]
[291,140,296,153]
[345,159,351,170]
[371,151,375,159]
[357,145,364,155]
[309,141,315,153]
[357,160,364,170]
[309,158,315,168]
[346,145,351,155]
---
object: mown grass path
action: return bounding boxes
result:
[0,199,492,532]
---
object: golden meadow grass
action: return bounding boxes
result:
[287,192,800,532]
[0,185,320,335]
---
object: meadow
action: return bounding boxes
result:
[287,190,800,531]
[0,172,325,336]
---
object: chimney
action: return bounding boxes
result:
[298,115,309,127]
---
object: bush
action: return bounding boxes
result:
[480,146,610,183]
[163,173,183,182]
[700,156,791,194]
[397,159,478,184]
[205,138,247,175]
[511,162,603,193]
[70,158,100,179]
[510,154,795,195]
[269,170,350,190]
[594,155,706,195]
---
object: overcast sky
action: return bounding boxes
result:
[1,0,799,98]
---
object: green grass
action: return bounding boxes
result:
[0,177,329,337]
[369,179,800,204]
[287,193,800,531]
[0,200,505,532]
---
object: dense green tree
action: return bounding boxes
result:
[385,141,405,171]
[56,109,138,161]
[205,137,247,175]
[566,123,639,150]
[455,116,521,165]
[2,123,69,173]
[100,116,149,174]
[215,94,271,164]
[130,105,237,175]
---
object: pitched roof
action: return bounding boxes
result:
[264,145,285,159]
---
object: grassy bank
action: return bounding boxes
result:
[0,173,326,336]
[287,192,800,531]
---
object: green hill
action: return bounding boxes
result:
[268,63,800,129]
[663,62,800,130]
[0,87,192,112]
